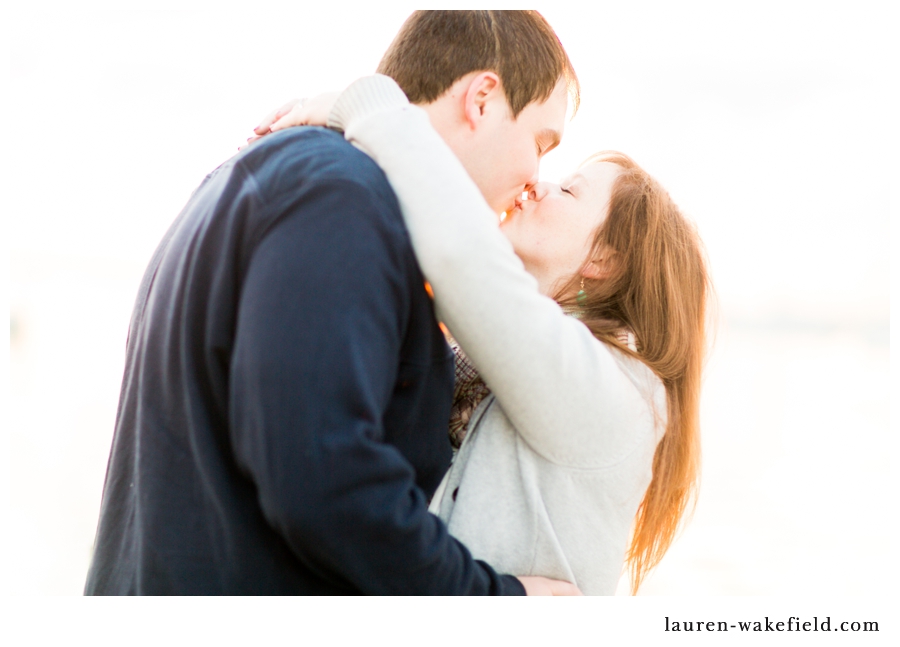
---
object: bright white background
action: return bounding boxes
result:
[4,0,895,601]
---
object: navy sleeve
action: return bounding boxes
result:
[228,175,524,595]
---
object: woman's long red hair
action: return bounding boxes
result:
[556,152,711,593]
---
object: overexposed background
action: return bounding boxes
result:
[5,1,895,595]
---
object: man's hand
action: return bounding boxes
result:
[517,576,583,596]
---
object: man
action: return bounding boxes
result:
[85,11,580,595]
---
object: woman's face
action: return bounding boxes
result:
[500,161,620,296]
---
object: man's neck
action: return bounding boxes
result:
[415,100,466,157]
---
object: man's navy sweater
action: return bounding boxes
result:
[84,128,524,595]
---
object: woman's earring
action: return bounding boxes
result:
[577,277,587,304]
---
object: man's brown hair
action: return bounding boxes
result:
[377,10,579,118]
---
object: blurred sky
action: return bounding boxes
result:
[4,2,896,595]
[8,2,893,325]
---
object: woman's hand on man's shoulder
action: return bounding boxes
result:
[241,93,341,150]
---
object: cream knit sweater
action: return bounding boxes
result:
[329,76,667,595]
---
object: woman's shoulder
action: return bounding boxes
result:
[605,344,667,419]
[611,347,667,445]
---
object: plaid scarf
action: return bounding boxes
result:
[446,329,636,450]
[447,337,491,450]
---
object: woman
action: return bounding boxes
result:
[254,75,710,594]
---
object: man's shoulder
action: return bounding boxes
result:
[228,128,410,263]
[239,127,395,201]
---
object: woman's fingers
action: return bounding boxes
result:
[253,92,341,141]
[254,99,302,135]
[238,135,264,152]
[269,102,310,132]
[271,92,343,132]
[249,91,339,149]
[253,109,280,135]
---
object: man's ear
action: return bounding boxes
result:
[463,71,502,129]
[581,249,618,281]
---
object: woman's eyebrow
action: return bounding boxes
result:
[564,174,585,189]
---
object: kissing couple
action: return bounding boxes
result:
[85,10,710,596]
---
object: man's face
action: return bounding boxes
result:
[456,79,569,214]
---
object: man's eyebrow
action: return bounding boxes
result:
[538,129,561,154]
